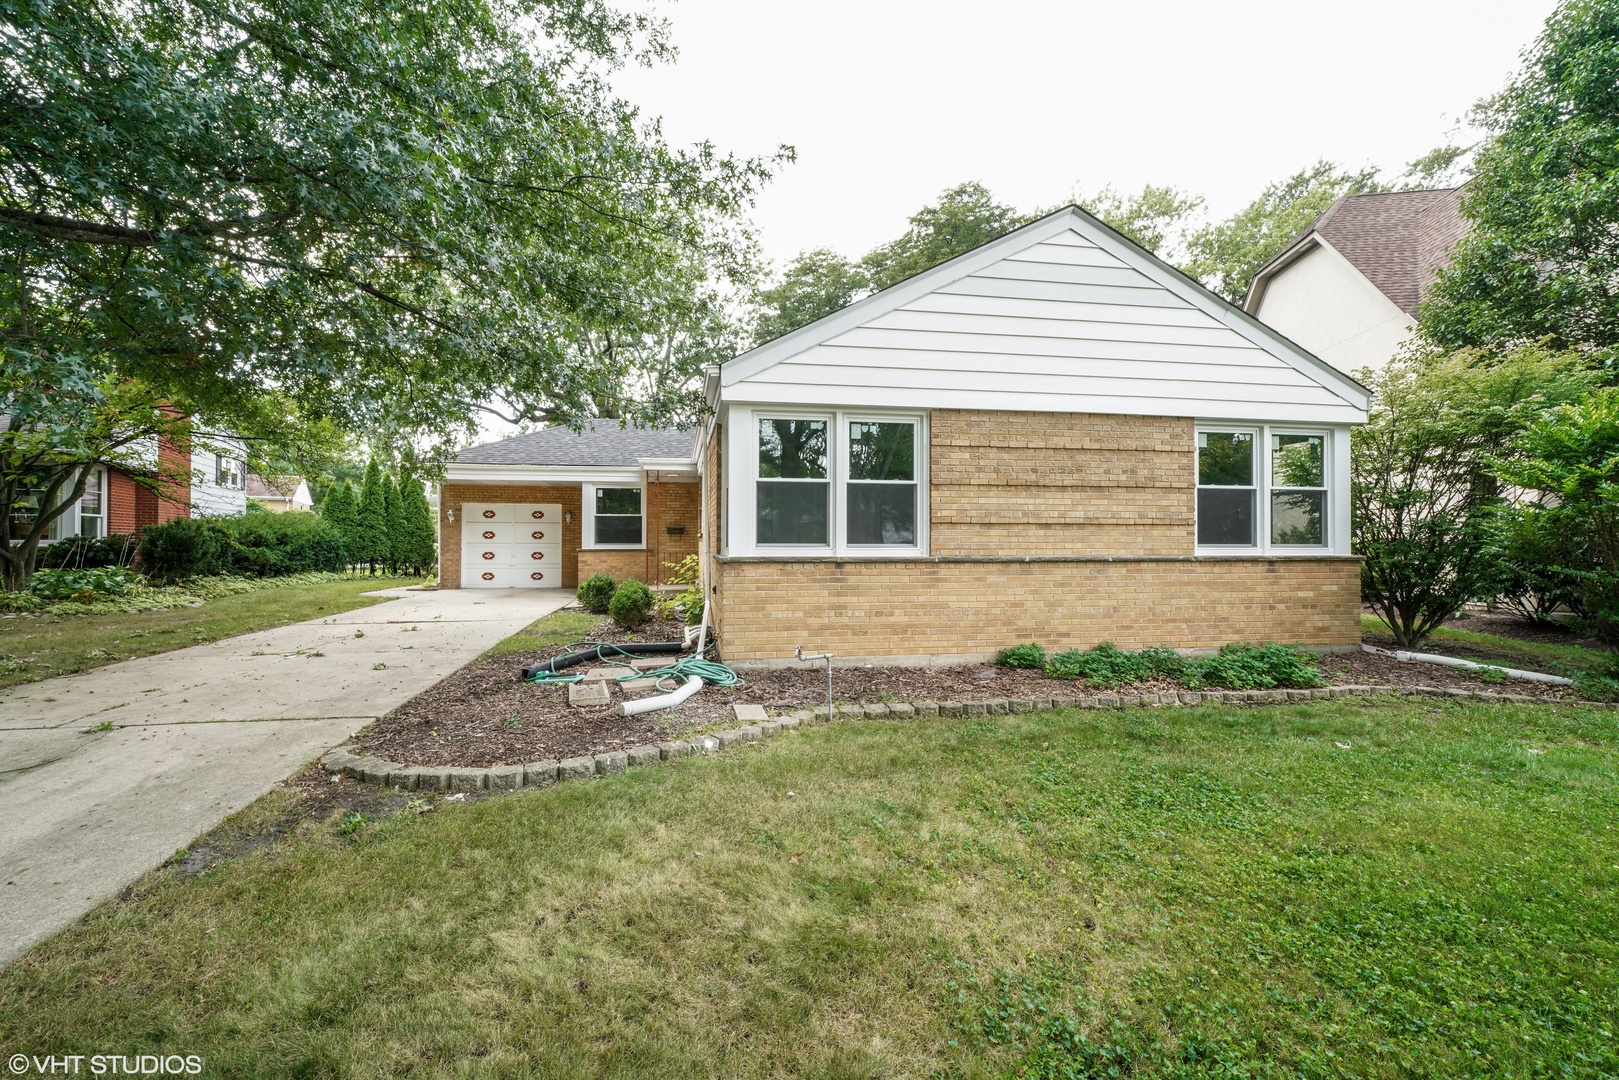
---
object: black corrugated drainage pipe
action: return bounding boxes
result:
[519,641,683,682]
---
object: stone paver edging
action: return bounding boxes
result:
[320,682,1596,792]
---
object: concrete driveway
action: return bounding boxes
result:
[0,586,569,968]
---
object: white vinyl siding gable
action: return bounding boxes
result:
[723,212,1368,425]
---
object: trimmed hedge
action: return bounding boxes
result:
[608,579,654,629]
[577,573,617,614]
[138,512,348,581]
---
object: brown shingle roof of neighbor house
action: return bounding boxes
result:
[1250,187,1469,318]
[245,474,306,499]
[453,424,694,467]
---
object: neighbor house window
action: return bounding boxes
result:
[1270,433,1326,546]
[757,418,829,545]
[1196,431,1256,546]
[846,420,916,545]
[79,467,106,539]
[592,487,643,546]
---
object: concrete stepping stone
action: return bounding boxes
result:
[731,703,768,722]
[568,679,611,707]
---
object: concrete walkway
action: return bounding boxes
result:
[0,586,569,968]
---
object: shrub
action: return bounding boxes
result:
[660,554,704,625]
[38,533,139,570]
[221,511,348,576]
[1193,643,1320,690]
[997,643,1046,669]
[577,573,617,614]
[1044,642,1187,687]
[137,517,225,581]
[608,579,654,629]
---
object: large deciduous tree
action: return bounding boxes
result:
[1421,0,1619,357]
[1,0,782,527]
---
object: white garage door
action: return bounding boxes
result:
[461,503,563,588]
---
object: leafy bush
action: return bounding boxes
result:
[1194,643,1321,690]
[577,573,617,614]
[221,511,347,575]
[997,643,1046,669]
[137,517,225,581]
[37,533,139,570]
[1044,642,1188,687]
[660,554,704,625]
[1493,505,1589,624]
[26,566,142,601]
[607,579,654,629]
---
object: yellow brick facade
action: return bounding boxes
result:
[703,409,1360,661]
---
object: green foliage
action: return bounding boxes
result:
[1353,346,1601,647]
[37,533,139,570]
[1493,504,1590,623]
[751,250,868,345]
[25,566,142,601]
[1494,386,1619,645]
[137,518,225,582]
[383,476,407,574]
[393,478,437,575]
[318,481,359,561]
[862,182,1025,292]
[1081,183,1204,257]
[607,579,654,630]
[1195,643,1321,690]
[0,0,779,470]
[1422,0,1619,354]
[995,643,1047,670]
[577,573,617,615]
[660,554,704,625]
[1183,160,1384,302]
[1043,642,1189,687]
[222,512,348,577]
[354,460,389,571]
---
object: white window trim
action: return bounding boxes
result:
[582,483,645,550]
[78,465,108,539]
[728,405,929,558]
[1194,423,1350,555]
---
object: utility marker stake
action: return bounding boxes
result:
[795,645,835,720]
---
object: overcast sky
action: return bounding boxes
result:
[615,0,1559,269]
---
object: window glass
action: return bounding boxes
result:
[1197,488,1255,546]
[1197,431,1253,486]
[1272,434,1324,488]
[848,422,914,481]
[757,482,828,545]
[848,485,915,545]
[1271,490,1324,545]
[593,487,642,545]
[758,419,826,479]
[79,469,104,538]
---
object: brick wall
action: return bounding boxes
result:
[930,409,1194,556]
[155,435,190,524]
[645,476,699,584]
[439,483,582,589]
[712,555,1362,662]
[577,549,646,584]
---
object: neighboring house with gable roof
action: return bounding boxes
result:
[443,205,1371,664]
[1244,187,1470,374]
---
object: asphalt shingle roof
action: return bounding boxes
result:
[1257,187,1469,317]
[453,424,694,467]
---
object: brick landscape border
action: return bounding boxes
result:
[320,682,1599,792]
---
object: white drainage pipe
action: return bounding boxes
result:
[621,675,704,716]
[1360,643,1573,686]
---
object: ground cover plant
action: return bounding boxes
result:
[1005,640,1322,691]
[2,697,1615,1076]
[0,574,424,688]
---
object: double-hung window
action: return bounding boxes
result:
[589,487,643,547]
[750,411,925,554]
[1196,427,1333,551]
[79,466,106,539]
[756,418,830,545]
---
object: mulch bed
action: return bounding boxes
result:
[349,613,1599,769]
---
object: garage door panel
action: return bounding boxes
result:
[459,502,562,588]
[462,503,511,524]
[467,567,516,588]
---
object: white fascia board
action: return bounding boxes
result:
[721,211,1090,387]
[443,463,643,485]
[1072,215,1373,414]
[1243,234,1321,312]
[723,388,1368,426]
[637,457,697,476]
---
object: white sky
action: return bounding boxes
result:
[615,0,1558,268]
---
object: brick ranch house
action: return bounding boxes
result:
[443,206,1371,665]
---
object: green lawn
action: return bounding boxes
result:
[2,697,1616,1077]
[0,576,426,689]
[1361,614,1615,675]
[481,608,600,657]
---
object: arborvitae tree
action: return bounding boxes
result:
[319,480,359,569]
[398,477,438,575]
[384,474,409,574]
[354,459,389,573]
